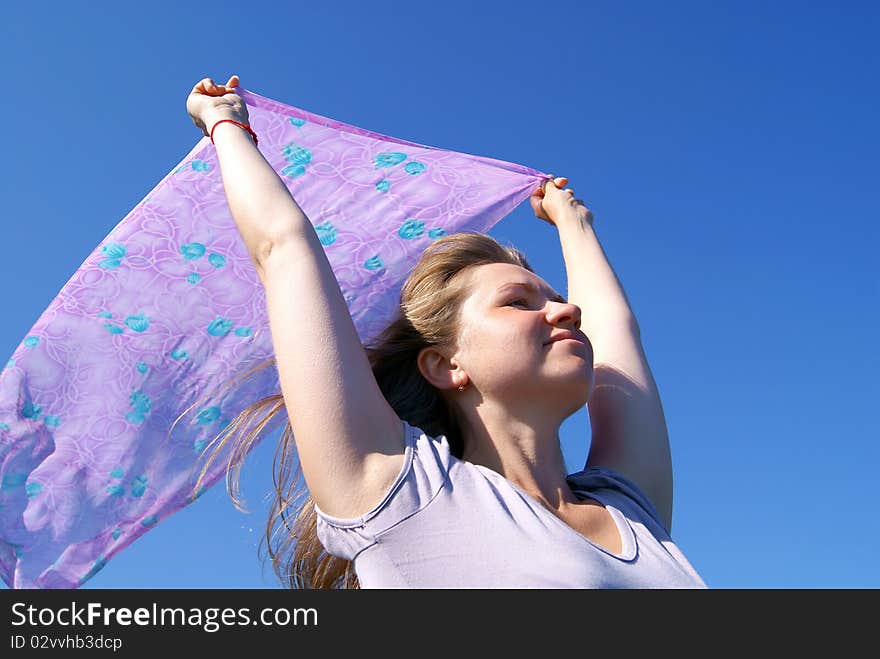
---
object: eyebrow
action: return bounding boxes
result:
[496,281,566,303]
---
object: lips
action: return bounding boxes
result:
[545,331,583,345]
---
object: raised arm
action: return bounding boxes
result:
[188,76,406,519]
[532,177,674,532]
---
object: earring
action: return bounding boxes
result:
[458,384,465,392]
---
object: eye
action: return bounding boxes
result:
[507,298,529,307]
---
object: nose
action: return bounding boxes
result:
[547,300,581,330]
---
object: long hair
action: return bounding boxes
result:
[183,231,534,589]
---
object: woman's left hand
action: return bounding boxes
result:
[529,175,593,228]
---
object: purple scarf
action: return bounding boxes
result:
[0,87,549,588]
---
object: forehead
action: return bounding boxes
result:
[467,262,558,299]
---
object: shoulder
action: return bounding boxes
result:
[315,420,456,560]
[567,465,669,535]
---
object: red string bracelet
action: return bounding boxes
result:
[210,119,259,146]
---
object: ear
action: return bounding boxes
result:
[417,345,460,391]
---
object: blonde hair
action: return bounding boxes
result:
[182,231,533,589]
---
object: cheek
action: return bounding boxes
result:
[459,312,543,360]
[458,320,515,364]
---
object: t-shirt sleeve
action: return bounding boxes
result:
[314,418,453,560]
[567,465,669,536]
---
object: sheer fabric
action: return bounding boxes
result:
[0,87,549,588]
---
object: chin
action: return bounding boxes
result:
[547,373,593,411]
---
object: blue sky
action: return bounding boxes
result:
[1,1,877,589]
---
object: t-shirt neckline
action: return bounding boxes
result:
[472,463,638,561]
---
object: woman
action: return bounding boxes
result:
[186,75,707,588]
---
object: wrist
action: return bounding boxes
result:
[554,209,594,232]
[203,108,248,135]
[206,114,258,146]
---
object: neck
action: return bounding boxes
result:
[460,402,579,511]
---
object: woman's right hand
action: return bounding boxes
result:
[186,75,249,138]
[530,175,593,228]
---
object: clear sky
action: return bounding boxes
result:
[1,1,877,589]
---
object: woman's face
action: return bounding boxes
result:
[453,262,594,415]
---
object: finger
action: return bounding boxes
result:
[541,176,569,193]
[206,78,229,95]
[227,75,240,87]
[194,77,219,95]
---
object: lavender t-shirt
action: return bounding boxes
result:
[315,419,707,588]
